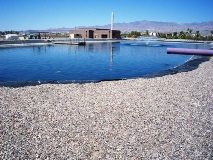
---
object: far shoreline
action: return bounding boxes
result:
[0,38,212,47]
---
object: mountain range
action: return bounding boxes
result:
[25,20,213,35]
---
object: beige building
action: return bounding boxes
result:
[69,28,121,39]
[18,36,25,40]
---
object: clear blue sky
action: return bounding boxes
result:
[0,0,213,31]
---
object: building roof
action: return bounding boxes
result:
[78,28,109,30]
[5,34,19,36]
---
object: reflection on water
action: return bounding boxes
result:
[32,45,49,54]
[0,41,210,82]
[110,45,114,67]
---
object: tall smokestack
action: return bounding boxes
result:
[111,12,114,30]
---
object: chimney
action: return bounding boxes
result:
[111,12,114,30]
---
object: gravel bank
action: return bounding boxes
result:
[1,58,212,159]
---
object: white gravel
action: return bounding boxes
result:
[1,58,213,159]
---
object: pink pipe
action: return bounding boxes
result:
[167,48,213,56]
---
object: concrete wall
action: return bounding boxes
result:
[0,39,48,45]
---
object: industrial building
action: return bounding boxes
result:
[69,28,121,39]
[5,34,19,40]
[69,12,120,39]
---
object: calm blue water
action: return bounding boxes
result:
[0,41,210,82]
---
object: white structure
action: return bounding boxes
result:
[149,32,157,36]
[111,12,114,30]
[5,34,19,40]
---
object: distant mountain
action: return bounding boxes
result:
[22,27,74,33]
[83,20,213,35]
[22,20,213,35]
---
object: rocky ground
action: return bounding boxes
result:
[0,58,212,159]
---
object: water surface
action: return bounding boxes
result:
[0,41,210,82]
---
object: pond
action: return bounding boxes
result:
[0,41,211,83]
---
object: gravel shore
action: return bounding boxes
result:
[1,57,212,159]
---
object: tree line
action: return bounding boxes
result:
[0,31,19,35]
[157,29,213,41]
[122,29,213,41]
